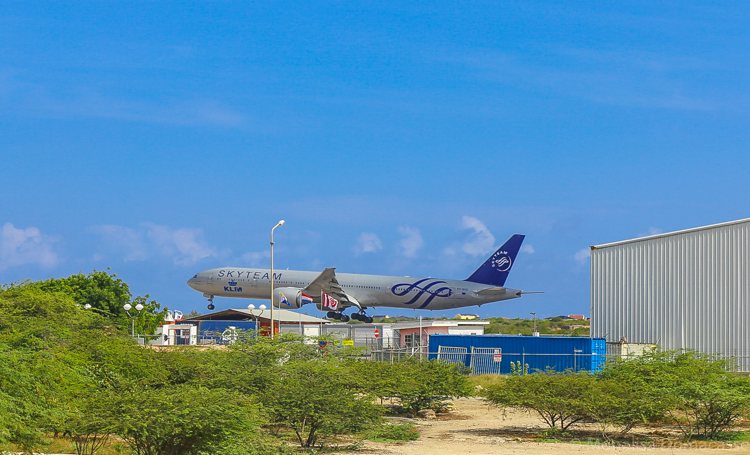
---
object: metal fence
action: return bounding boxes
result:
[154,330,750,373]
[333,337,750,374]
[434,346,604,374]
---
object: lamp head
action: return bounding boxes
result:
[135,303,144,312]
[259,304,267,310]
[248,304,256,310]
[123,303,132,312]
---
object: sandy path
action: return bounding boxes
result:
[344,398,750,455]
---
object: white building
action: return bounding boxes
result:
[590,218,750,370]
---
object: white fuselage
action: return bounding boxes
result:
[188,267,521,311]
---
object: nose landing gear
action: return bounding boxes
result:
[204,294,215,311]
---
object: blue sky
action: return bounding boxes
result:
[1,2,749,318]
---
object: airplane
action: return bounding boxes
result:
[187,234,528,323]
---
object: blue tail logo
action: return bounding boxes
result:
[491,252,513,272]
[466,234,525,287]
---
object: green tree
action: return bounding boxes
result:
[597,353,674,435]
[0,348,52,452]
[264,359,381,448]
[113,384,264,455]
[0,282,169,453]
[483,371,594,432]
[33,271,132,316]
[65,392,118,455]
[352,360,472,415]
[668,353,750,439]
[602,351,750,439]
[0,286,97,453]
[393,360,473,416]
[581,376,661,439]
[29,271,167,334]
[230,333,322,363]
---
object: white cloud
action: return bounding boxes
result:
[0,73,248,128]
[90,223,217,266]
[521,244,536,254]
[240,250,270,266]
[354,232,383,254]
[143,224,216,266]
[574,248,591,264]
[442,246,457,257]
[0,222,59,271]
[398,226,423,258]
[89,225,148,261]
[461,215,496,256]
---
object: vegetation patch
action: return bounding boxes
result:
[0,274,471,454]
[481,351,750,442]
[484,316,590,337]
[365,422,420,443]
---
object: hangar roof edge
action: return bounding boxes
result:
[591,217,750,250]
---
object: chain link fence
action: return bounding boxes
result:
[156,325,750,373]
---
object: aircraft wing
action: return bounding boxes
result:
[302,267,353,307]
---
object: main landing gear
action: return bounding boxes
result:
[326,307,372,324]
[351,311,373,324]
[326,311,350,322]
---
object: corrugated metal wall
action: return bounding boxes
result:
[591,219,750,371]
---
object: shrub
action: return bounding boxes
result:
[581,376,661,439]
[483,370,594,431]
[602,351,750,440]
[113,384,264,455]
[365,422,420,443]
[393,360,473,416]
[660,353,750,439]
[263,359,382,448]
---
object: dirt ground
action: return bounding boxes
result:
[345,398,750,455]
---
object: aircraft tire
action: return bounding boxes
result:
[339,314,350,323]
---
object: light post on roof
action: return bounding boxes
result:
[247,303,266,338]
[530,311,539,337]
[124,302,144,337]
[270,219,285,340]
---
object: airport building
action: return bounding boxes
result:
[156,308,330,345]
[590,218,750,370]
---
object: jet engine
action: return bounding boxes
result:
[273,287,313,309]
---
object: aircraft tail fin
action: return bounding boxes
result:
[466,234,525,287]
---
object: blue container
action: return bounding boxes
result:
[427,335,606,374]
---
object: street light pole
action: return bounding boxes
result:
[530,311,538,337]
[247,304,266,338]
[270,219,285,340]
[123,303,144,338]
